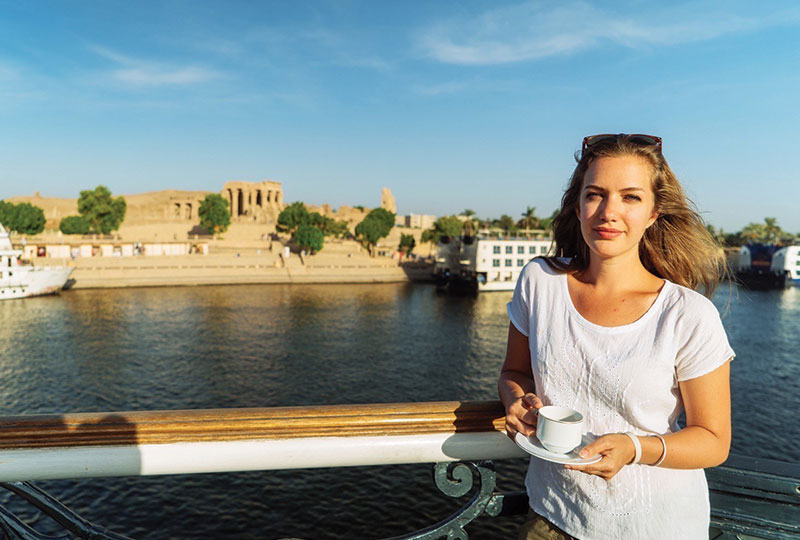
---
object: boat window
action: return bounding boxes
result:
[493,259,500,267]
[505,259,512,267]
[517,259,524,266]
[529,246,536,254]
[517,246,525,254]
[505,246,513,254]
[493,246,501,254]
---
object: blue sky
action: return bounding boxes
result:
[1,1,799,232]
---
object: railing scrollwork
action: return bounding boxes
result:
[0,481,133,540]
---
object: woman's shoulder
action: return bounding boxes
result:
[524,256,569,276]
[514,257,569,295]
[660,280,722,321]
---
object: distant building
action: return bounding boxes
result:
[400,214,436,229]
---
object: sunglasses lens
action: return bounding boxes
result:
[629,135,660,147]
[584,135,616,148]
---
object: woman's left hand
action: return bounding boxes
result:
[563,433,636,481]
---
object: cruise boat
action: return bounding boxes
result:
[434,235,552,292]
[770,245,800,286]
[734,243,800,289]
[0,224,73,299]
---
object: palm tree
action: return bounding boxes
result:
[740,222,766,243]
[518,206,540,232]
[460,209,478,236]
[763,217,782,244]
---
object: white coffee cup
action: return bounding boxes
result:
[536,405,585,454]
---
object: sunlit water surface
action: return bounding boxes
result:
[0,282,796,539]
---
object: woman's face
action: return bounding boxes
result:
[576,155,658,263]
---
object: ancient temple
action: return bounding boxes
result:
[222,180,284,223]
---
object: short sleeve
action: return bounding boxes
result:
[506,264,532,337]
[675,296,735,382]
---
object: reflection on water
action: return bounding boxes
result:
[0,282,797,538]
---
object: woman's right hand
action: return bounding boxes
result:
[504,393,543,440]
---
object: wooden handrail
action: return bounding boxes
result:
[0,401,507,449]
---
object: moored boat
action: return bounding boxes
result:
[434,235,552,292]
[734,243,800,289]
[0,224,73,299]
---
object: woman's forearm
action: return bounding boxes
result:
[498,370,535,409]
[637,425,730,469]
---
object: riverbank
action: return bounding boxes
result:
[33,246,433,289]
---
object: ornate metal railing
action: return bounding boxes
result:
[0,401,795,539]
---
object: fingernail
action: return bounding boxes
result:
[579,450,588,458]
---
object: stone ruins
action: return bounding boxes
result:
[223,180,284,224]
[7,181,401,233]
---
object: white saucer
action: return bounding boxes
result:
[514,432,602,465]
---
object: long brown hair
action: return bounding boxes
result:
[547,135,726,297]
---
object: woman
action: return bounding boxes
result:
[498,134,734,540]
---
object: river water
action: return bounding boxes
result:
[0,282,797,539]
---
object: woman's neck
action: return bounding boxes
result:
[576,253,657,293]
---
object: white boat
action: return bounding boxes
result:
[734,243,800,289]
[0,224,74,300]
[434,235,552,292]
[770,245,800,286]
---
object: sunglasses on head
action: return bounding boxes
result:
[581,133,662,156]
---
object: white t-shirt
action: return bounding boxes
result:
[507,258,734,540]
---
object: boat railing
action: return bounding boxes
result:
[0,401,796,539]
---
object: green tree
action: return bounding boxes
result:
[723,232,744,247]
[706,223,726,246]
[518,206,540,231]
[326,219,350,238]
[277,202,309,234]
[399,233,416,255]
[739,222,767,243]
[763,217,782,244]
[420,215,465,248]
[77,185,127,234]
[365,208,396,235]
[305,212,326,229]
[421,228,436,249]
[431,216,463,242]
[497,214,516,234]
[0,201,45,234]
[198,194,231,234]
[355,216,386,255]
[59,215,90,235]
[459,209,479,237]
[293,224,324,253]
[540,209,559,231]
[0,201,13,230]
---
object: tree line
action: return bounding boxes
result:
[420,206,558,247]
[276,202,396,255]
[707,218,798,247]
